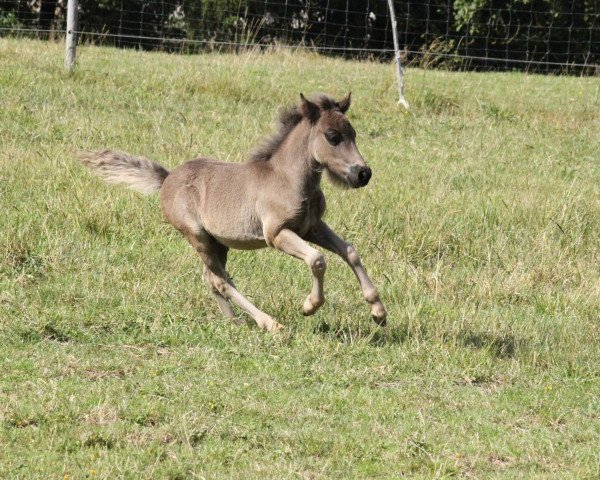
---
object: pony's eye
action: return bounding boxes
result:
[325,130,342,146]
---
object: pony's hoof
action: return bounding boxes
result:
[269,321,284,333]
[257,314,282,332]
[371,303,387,326]
[302,296,323,316]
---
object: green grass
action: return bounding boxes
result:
[1,38,599,479]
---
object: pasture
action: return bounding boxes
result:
[1,39,599,478]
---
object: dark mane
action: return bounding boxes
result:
[249,94,339,163]
[249,106,303,163]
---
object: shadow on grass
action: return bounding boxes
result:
[313,320,410,347]
[4,417,40,429]
[458,330,521,359]
[83,433,116,449]
[42,323,70,343]
[312,320,524,356]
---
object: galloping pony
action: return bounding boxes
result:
[79,93,387,331]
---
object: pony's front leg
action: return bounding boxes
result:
[306,221,387,325]
[269,229,327,316]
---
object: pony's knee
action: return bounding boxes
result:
[309,252,327,275]
[346,244,361,266]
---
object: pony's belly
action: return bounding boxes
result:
[199,200,266,250]
[213,235,267,250]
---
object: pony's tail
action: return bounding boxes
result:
[78,150,170,195]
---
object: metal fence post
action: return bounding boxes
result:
[65,0,78,71]
[386,0,409,109]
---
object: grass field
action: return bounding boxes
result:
[1,38,599,478]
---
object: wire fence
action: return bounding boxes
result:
[1,1,598,74]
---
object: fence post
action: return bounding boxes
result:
[386,0,409,109]
[65,0,78,71]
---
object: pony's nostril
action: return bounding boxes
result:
[358,167,372,185]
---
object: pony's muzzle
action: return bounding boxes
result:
[350,165,372,188]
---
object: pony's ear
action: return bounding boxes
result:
[299,93,320,123]
[338,92,352,114]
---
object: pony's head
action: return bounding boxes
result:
[300,93,371,188]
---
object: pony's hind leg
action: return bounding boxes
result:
[201,251,282,332]
[203,264,234,319]
[206,246,237,319]
[184,231,280,330]
[188,233,234,319]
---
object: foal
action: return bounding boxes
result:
[79,93,387,332]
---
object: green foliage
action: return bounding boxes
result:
[454,0,489,33]
[0,11,18,29]
[1,0,597,70]
[450,0,598,69]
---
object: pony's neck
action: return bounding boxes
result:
[270,120,322,196]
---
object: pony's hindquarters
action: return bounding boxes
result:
[160,159,268,250]
[78,150,169,194]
